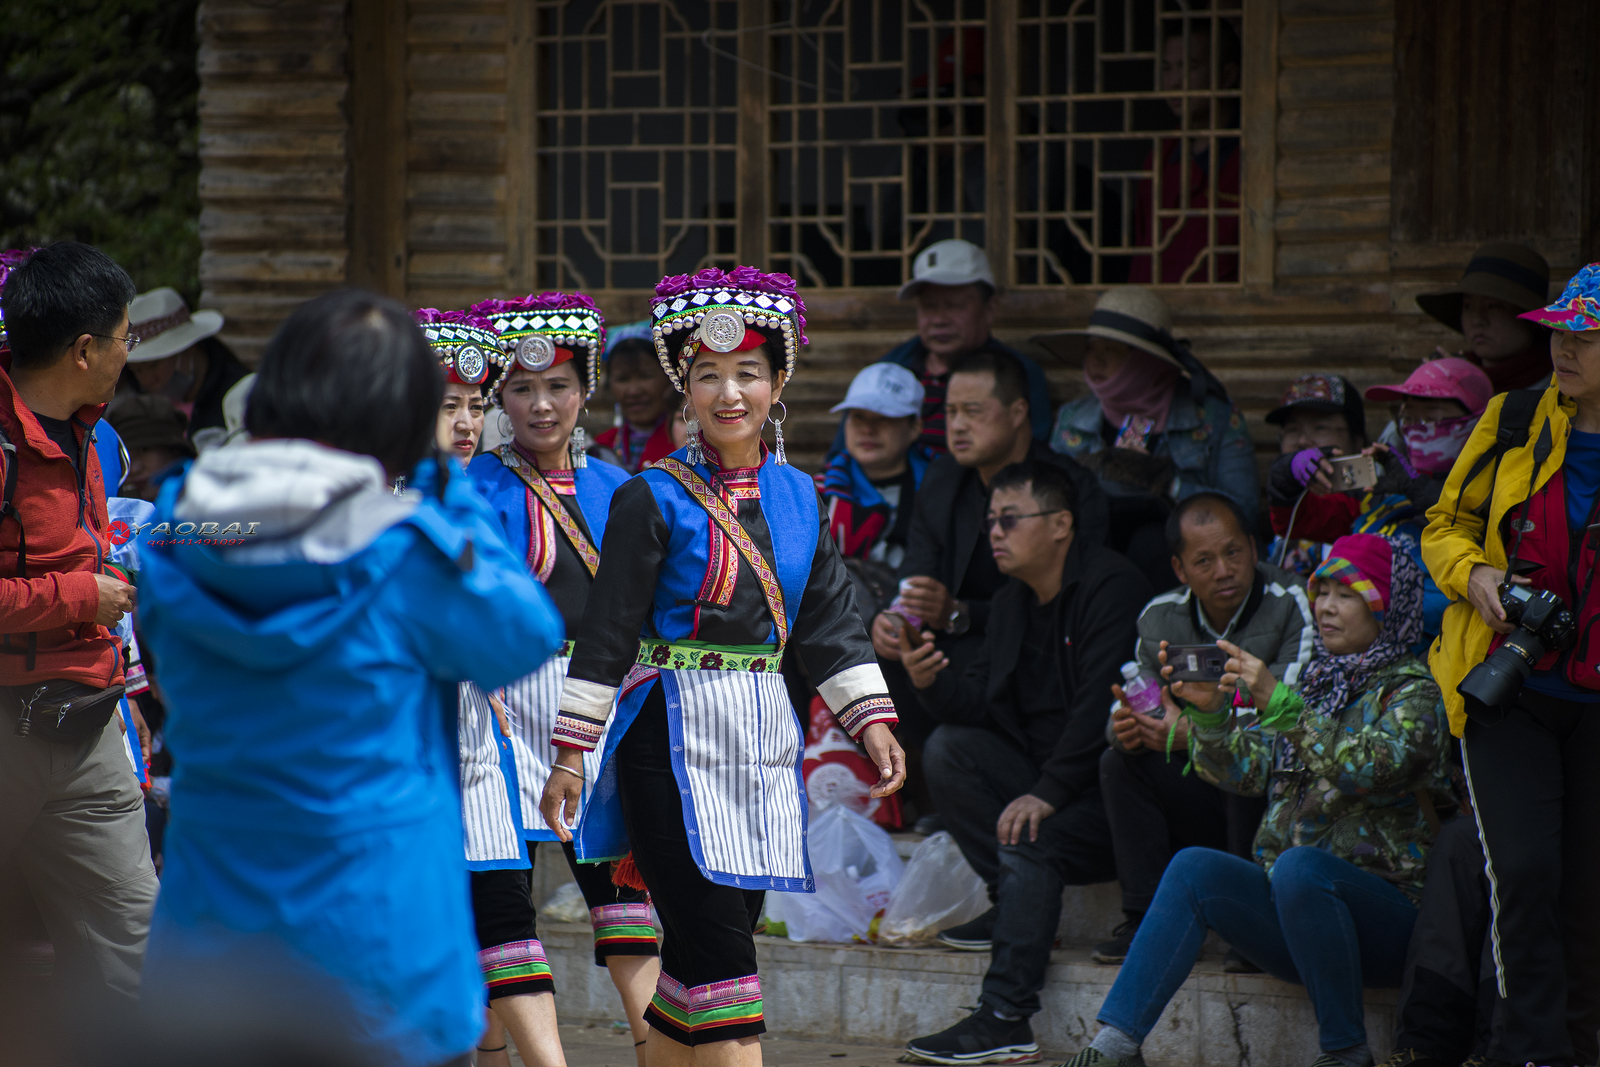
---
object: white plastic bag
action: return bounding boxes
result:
[878,831,989,946]
[765,805,905,943]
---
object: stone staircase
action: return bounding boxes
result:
[529,843,1398,1067]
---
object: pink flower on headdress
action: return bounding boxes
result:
[0,249,33,269]
[656,274,692,297]
[469,298,516,319]
[756,271,798,298]
[727,265,766,289]
[415,307,498,331]
[690,267,729,290]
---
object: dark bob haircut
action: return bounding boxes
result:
[989,459,1077,516]
[1,242,136,370]
[246,289,441,477]
[1165,490,1252,557]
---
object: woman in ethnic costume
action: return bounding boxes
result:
[466,293,662,1066]
[539,267,906,1065]
[415,308,567,1066]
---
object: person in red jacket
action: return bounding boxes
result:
[0,242,156,1036]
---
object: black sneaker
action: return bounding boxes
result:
[904,1005,1040,1065]
[1222,946,1262,974]
[1374,1052,1446,1067]
[937,907,998,951]
[1091,916,1141,964]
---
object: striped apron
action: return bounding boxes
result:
[580,640,814,893]
[502,645,609,841]
[458,681,527,869]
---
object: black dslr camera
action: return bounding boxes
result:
[1457,583,1576,722]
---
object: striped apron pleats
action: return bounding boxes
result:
[458,681,527,867]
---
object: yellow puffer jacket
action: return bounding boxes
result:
[1422,381,1573,737]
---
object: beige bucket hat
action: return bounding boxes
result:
[1031,286,1186,372]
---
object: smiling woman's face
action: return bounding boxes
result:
[499,361,583,463]
[1314,577,1381,657]
[686,346,785,456]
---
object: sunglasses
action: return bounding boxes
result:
[987,509,1061,532]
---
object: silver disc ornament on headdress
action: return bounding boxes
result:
[648,267,809,392]
[471,292,607,401]
[412,308,509,388]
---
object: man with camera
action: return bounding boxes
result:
[0,244,156,1015]
[1095,492,1312,968]
[1421,265,1600,1067]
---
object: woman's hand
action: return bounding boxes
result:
[539,748,586,842]
[1216,638,1277,710]
[1157,640,1228,713]
[900,629,946,689]
[1467,564,1521,635]
[1289,448,1340,496]
[859,722,906,798]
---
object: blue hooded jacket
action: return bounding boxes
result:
[136,441,563,1066]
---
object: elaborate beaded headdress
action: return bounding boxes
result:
[471,292,605,401]
[650,266,808,391]
[0,249,37,344]
[413,308,509,390]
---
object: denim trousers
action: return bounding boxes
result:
[1097,846,1417,1052]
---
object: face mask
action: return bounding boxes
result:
[1401,413,1477,475]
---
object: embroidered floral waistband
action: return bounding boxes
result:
[636,639,782,673]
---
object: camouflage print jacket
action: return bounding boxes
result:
[1188,655,1453,901]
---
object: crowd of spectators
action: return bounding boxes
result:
[1,233,1596,1067]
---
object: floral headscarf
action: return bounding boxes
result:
[1300,533,1424,717]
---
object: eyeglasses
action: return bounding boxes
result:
[92,332,142,352]
[987,509,1062,532]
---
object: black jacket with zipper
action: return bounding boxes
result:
[916,536,1150,810]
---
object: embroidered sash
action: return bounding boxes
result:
[504,450,601,577]
[655,458,789,649]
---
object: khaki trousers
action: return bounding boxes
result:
[0,714,159,1006]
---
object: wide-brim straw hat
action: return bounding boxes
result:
[1415,243,1551,332]
[126,287,225,363]
[1031,286,1186,372]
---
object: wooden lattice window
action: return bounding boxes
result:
[1012,0,1244,286]
[766,1,989,289]
[533,0,742,290]
[529,0,1246,291]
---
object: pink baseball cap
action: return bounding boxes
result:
[1363,357,1492,416]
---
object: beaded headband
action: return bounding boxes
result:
[650,266,808,391]
[471,292,605,400]
[413,308,509,389]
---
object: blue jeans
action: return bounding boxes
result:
[1097,846,1418,1051]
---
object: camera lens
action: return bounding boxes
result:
[1458,626,1550,721]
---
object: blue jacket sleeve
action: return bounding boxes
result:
[391,475,565,690]
[1173,401,1261,531]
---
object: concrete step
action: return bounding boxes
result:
[531,845,1398,1067]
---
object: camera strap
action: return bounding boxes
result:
[1501,419,1553,585]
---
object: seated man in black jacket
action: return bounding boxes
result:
[898,461,1149,1065]
[870,348,1108,770]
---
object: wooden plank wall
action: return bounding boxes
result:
[193,0,1593,476]
[197,0,350,363]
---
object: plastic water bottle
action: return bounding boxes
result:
[1120,661,1162,714]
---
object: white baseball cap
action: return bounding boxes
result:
[830,362,924,418]
[897,239,996,300]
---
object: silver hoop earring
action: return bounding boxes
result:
[496,408,512,441]
[769,400,788,466]
[684,402,703,466]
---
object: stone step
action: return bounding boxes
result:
[529,844,1398,1066]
